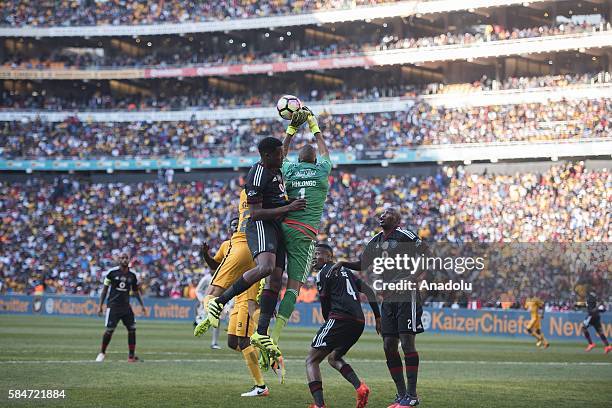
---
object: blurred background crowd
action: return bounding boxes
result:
[1,162,608,308]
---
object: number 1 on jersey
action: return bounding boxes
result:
[298,187,306,199]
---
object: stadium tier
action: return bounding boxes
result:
[0,162,608,303]
[0,0,555,30]
[1,96,610,161]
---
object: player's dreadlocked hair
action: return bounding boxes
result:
[257,137,283,154]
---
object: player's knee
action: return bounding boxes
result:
[326,353,341,368]
[305,352,320,367]
[238,337,250,350]
[104,329,114,335]
[258,264,275,279]
[227,336,239,351]
[400,335,416,354]
[383,337,398,353]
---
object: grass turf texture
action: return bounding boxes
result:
[0,315,611,407]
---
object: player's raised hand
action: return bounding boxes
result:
[302,106,321,135]
[286,108,309,136]
[200,242,210,256]
[288,198,307,211]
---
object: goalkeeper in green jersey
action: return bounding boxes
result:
[269,107,331,347]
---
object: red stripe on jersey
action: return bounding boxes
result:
[284,219,318,235]
[283,222,316,240]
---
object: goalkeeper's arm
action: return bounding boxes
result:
[303,107,329,157]
[282,109,309,158]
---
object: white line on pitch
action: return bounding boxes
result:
[0,359,610,366]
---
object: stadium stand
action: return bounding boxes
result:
[0,162,608,306]
[3,21,605,69]
[1,97,609,159]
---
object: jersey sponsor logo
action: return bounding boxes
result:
[294,169,317,178]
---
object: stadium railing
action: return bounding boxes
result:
[2,138,610,172]
[2,29,610,80]
[1,82,610,122]
[0,0,549,37]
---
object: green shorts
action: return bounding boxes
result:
[282,223,316,284]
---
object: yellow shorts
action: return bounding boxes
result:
[227,282,260,338]
[526,318,541,331]
[210,240,255,290]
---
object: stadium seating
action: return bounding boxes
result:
[2,73,606,112]
[0,162,608,307]
[3,22,605,70]
[1,97,608,159]
[1,0,402,27]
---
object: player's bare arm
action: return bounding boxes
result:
[248,199,306,221]
[97,285,108,316]
[134,286,145,313]
[356,280,382,335]
[201,242,221,271]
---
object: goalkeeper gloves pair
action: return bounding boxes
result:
[286,106,321,136]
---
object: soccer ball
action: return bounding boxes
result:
[276,95,302,120]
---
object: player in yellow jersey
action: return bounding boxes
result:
[525,297,549,348]
[195,190,269,396]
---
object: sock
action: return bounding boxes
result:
[308,381,324,406]
[128,330,136,358]
[101,331,113,353]
[217,277,251,305]
[271,289,297,343]
[211,327,220,346]
[251,308,260,332]
[584,328,593,344]
[257,289,278,336]
[270,315,288,344]
[339,364,361,389]
[598,331,609,346]
[386,351,406,396]
[242,345,265,387]
[404,352,419,396]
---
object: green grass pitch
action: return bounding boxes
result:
[0,315,611,407]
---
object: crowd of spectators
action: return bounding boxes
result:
[2,72,608,112]
[4,21,607,70]
[1,97,609,159]
[0,162,608,307]
[2,0,402,27]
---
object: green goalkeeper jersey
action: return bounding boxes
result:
[281,154,331,239]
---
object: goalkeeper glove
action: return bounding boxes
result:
[286,108,309,136]
[302,106,321,135]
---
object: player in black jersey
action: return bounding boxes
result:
[582,293,611,354]
[306,243,381,408]
[333,208,425,407]
[96,253,145,363]
[203,132,308,358]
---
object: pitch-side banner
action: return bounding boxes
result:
[1,295,607,341]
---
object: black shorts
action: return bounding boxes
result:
[246,219,286,269]
[311,318,364,357]
[381,300,424,337]
[584,314,602,331]
[105,306,135,330]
